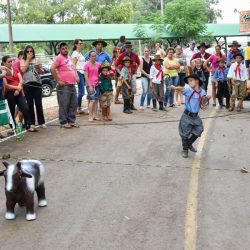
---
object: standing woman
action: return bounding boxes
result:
[175,45,187,104]
[83,51,101,122]
[2,56,34,131]
[72,39,86,115]
[139,47,152,110]
[205,45,226,106]
[21,45,46,128]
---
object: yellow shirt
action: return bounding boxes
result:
[244,46,250,60]
[163,57,179,77]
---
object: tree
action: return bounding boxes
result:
[164,0,208,38]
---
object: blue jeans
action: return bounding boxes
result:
[140,77,151,106]
[164,76,179,106]
[77,71,85,108]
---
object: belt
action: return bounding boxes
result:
[184,109,198,118]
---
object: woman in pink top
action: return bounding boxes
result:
[205,45,226,106]
[84,51,101,122]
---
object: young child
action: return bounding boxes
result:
[191,58,207,90]
[98,63,113,121]
[150,55,166,112]
[227,52,249,112]
[173,74,210,158]
[213,59,230,109]
[120,56,132,114]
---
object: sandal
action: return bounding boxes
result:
[60,123,72,129]
[70,123,80,128]
[115,100,123,104]
[28,127,39,132]
[39,124,47,129]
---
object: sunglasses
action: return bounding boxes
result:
[26,50,33,53]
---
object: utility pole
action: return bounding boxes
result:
[160,0,164,16]
[7,0,14,53]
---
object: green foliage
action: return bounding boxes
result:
[164,0,207,38]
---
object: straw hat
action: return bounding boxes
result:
[152,54,164,62]
[99,62,111,72]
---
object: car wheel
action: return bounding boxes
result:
[42,84,52,97]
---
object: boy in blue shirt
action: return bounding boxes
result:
[213,59,230,109]
[173,74,210,158]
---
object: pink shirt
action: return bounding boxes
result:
[54,54,76,84]
[12,59,21,71]
[83,61,100,86]
[209,54,226,74]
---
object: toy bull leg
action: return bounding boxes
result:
[5,197,16,220]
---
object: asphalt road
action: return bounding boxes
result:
[0,95,250,250]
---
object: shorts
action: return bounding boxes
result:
[86,85,100,101]
[178,73,186,87]
[117,77,123,87]
[100,91,113,107]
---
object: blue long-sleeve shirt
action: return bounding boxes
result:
[84,50,111,64]
[213,67,229,82]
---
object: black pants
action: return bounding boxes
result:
[24,82,45,125]
[5,91,31,127]
[0,87,3,101]
[204,72,210,91]
[216,81,230,106]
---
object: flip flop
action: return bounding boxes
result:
[28,128,39,133]
[60,124,72,129]
[70,123,80,128]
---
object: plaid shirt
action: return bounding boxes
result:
[112,43,125,62]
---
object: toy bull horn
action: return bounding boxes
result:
[0,160,47,221]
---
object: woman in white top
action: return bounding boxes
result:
[72,39,86,115]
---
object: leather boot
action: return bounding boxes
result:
[130,96,137,111]
[188,134,198,152]
[228,99,235,112]
[152,99,158,112]
[237,99,243,112]
[107,106,112,121]
[102,108,109,121]
[182,138,189,158]
[124,99,132,114]
[159,101,167,111]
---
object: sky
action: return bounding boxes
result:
[217,0,250,23]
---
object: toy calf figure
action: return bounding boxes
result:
[0,160,47,221]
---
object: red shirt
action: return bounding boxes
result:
[5,68,20,93]
[115,52,140,75]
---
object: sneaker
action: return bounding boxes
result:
[139,106,144,111]
[147,105,151,109]
[152,108,158,112]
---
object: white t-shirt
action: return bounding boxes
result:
[183,47,199,66]
[71,50,85,74]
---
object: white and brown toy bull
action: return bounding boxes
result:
[0,160,47,221]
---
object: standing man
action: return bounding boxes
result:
[85,39,111,64]
[227,41,244,67]
[112,35,126,104]
[115,41,140,110]
[50,42,78,128]
[190,42,211,91]
[183,41,198,75]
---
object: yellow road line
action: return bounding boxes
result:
[184,109,216,250]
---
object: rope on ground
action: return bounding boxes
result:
[7,155,242,173]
